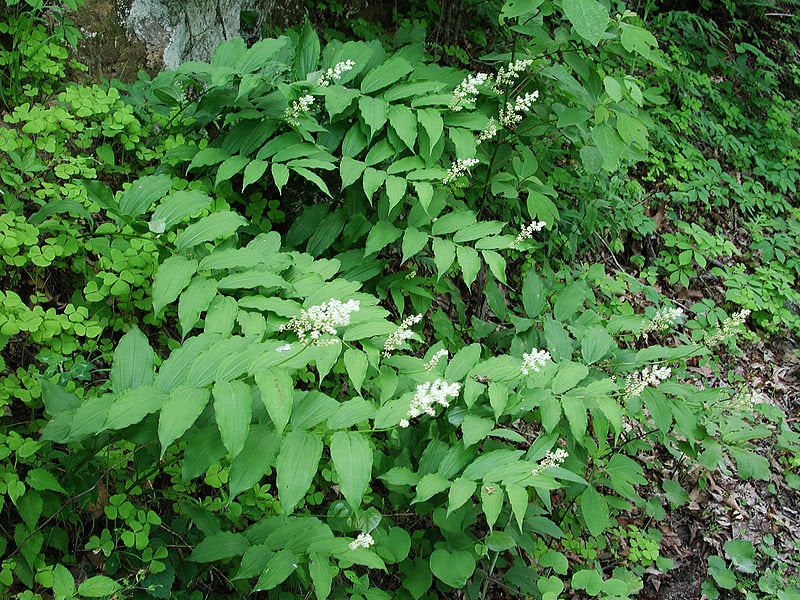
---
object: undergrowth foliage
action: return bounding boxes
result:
[1,0,800,599]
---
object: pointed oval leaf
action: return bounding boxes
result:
[330,431,372,509]
[158,386,210,456]
[276,431,323,513]
[153,255,198,315]
[213,380,253,459]
[111,327,154,394]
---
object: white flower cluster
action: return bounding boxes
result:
[521,349,551,375]
[317,59,356,86]
[284,94,315,125]
[624,366,671,400]
[722,389,766,414]
[383,313,423,357]
[704,309,751,347]
[279,299,360,345]
[494,58,533,87]
[443,157,480,185]
[449,72,489,111]
[509,220,546,249]
[499,91,539,128]
[530,448,569,476]
[641,306,684,335]
[424,349,449,371]
[399,379,461,428]
[348,532,374,550]
[476,117,499,145]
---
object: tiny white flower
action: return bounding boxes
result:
[443,158,480,185]
[349,532,374,550]
[284,94,315,125]
[424,349,448,371]
[521,349,551,375]
[399,418,410,428]
[317,59,356,86]
[449,72,489,111]
[509,221,546,249]
[404,379,461,425]
[704,309,751,347]
[279,298,360,346]
[499,91,539,128]
[641,306,684,335]
[383,313,423,357]
[623,366,671,400]
[531,448,568,476]
[275,344,292,352]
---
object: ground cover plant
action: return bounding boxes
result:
[1,0,800,599]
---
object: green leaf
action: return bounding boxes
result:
[189,531,249,562]
[110,327,154,394]
[158,386,210,456]
[215,155,249,187]
[272,162,290,193]
[26,469,66,494]
[385,175,407,211]
[104,386,167,431]
[364,220,401,256]
[482,250,506,284]
[456,245,480,288]
[77,575,121,597]
[153,256,198,315]
[388,104,417,150]
[432,237,455,279]
[204,295,238,336]
[461,414,493,448]
[213,380,252,459]
[522,271,546,318]
[230,427,279,499]
[292,166,331,197]
[724,540,755,573]
[340,157,366,189]
[175,211,248,252]
[360,56,413,93]
[330,431,372,509]
[296,19,320,77]
[505,482,528,530]
[592,122,626,171]
[343,349,368,391]
[309,553,335,600]
[151,190,213,230]
[552,362,588,394]
[580,326,613,364]
[277,431,323,513]
[255,368,293,436]
[417,108,443,148]
[708,555,736,589]
[216,271,288,290]
[414,473,450,503]
[447,478,476,515]
[580,487,608,537]
[359,96,389,138]
[243,159,269,190]
[402,227,428,263]
[562,0,610,46]
[429,549,475,588]
[178,277,217,337]
[118,174,171,218]
[480,484,504,529]
[52,564,76,600]
[571,569,603,596]
[728,447,770,481]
